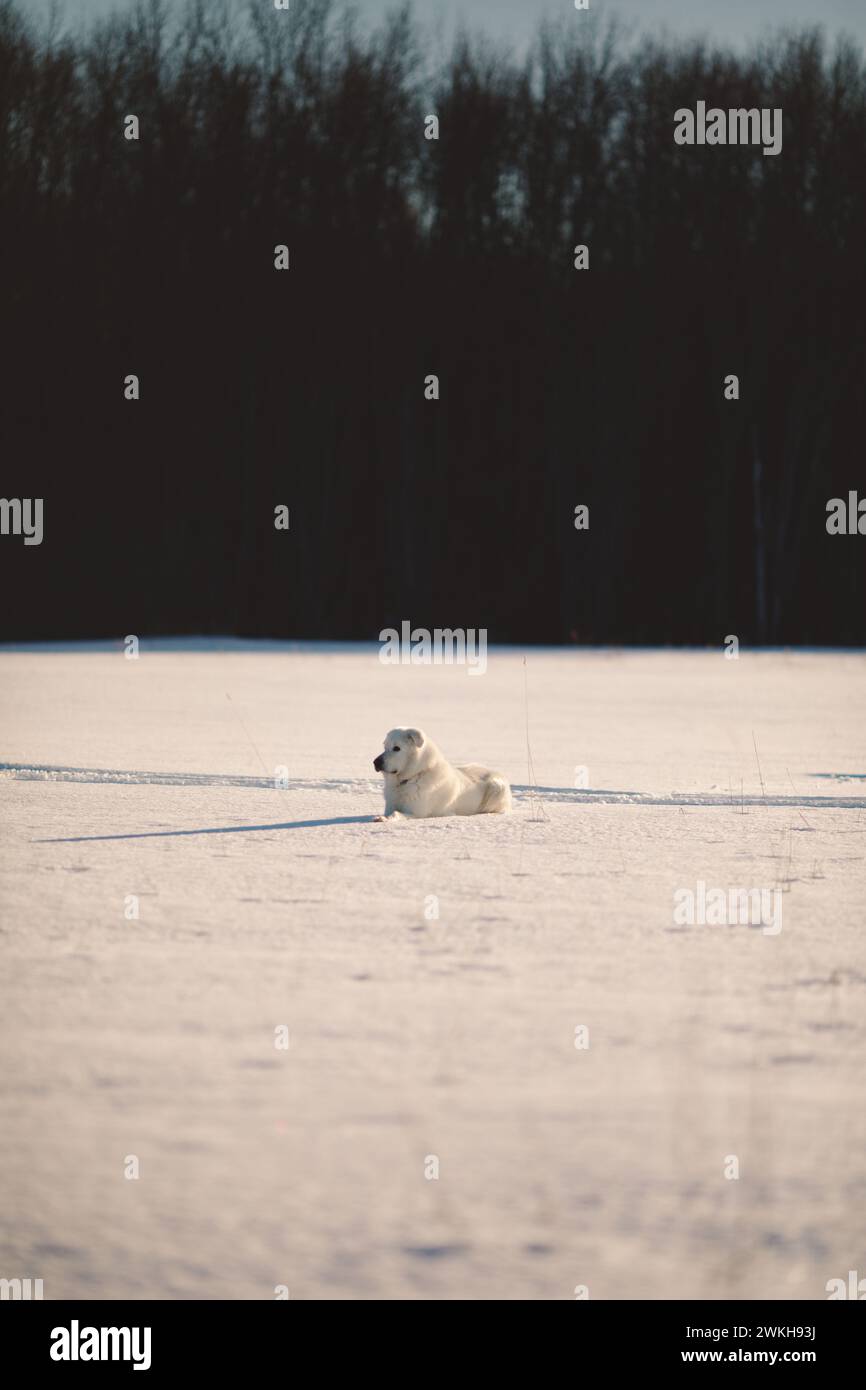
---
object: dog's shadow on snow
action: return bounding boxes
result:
[36,816,378,844]
[18,759,866,844]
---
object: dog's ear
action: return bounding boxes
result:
[406,728,424,748]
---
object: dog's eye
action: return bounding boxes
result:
[393,746,400,752]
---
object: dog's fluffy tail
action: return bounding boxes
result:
[481,774,512,814]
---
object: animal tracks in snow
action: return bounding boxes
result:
[3,764,864,811]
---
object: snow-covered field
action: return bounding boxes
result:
[1,644,865,1301]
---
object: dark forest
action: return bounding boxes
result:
[1,0,864,644]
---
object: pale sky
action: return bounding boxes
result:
[23,0,866,52]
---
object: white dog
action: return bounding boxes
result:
[373,728,511,820]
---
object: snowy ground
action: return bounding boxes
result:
[1,644,865,1301]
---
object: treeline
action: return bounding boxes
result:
[1,0,864,643]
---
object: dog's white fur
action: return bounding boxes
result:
[373,727,511,820]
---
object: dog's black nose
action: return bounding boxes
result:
[373,754,384,772]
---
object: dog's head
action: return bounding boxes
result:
[373,728,426,778]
